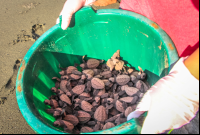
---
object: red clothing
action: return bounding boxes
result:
[120,0,199,57]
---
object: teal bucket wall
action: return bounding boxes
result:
[16,6,179,134]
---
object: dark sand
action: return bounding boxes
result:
[0,0,68,133]
[0,0,198,134]
[0,0,119,134]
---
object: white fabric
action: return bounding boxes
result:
[127,57,199,134]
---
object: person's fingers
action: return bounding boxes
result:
[84,0,96,5]
[127,111,146,121]
[56,17,60,24]
[59,2,76,30]
[57,0,82,30]
[61,12,73,30]
[140,106,188,134]
[135,89,152,111]
[58,0,96,30]
[140,110,161,134]
[127,90,152,121]
[140,107,172,134]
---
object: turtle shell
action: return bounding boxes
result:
[102,122,115,130]
[91,78,105,89]
[59,94,72,105]
[93,69,101,76]
[65,66,78,75]
[119,97,134,103]
[100,71,112,79]
[63,115,79,126]
[87,59,100,69]
[87,121,96,126]
[77,111,91,124]
[53,120,74,131]
[69,74,81,80]
[114,100,125,113]
[116,75,130,85]
[80,126,94,133]
[105,114,120,123]
[72,85,85,95]
[121,85,139,96]
[130,75,137,83]
[82,69,94,76]
[71,70,82,76]
[80,100,93,112]
[94,105,108,122]
[97,88,106,97]
[60,80,69,93]
[79,92,91,98]
[125,107,135,117]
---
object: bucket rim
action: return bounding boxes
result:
[16,6,179,134]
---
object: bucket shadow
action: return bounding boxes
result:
[23,50,179,133]
[24,71,63,131]
[68,13,75,28]
[144,60,178,86]
[32,78,64,132]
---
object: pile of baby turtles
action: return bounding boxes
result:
[44,50,150,133]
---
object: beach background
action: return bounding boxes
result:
[0,0,198,134]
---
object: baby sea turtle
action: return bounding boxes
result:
[102,122,115,130]
[75,111,91,124]
[71,84,86,96]
[137,66,147,80]
[105,114,120,123]
[53,120,74,131]
[100,70,112,79]
[53,107,66,117]
[63,114,79,126]
[121,85,139,96]
[119,96,138,105]
[59,80,70,93]
[57,93,72,106]
[109,75,130,86]
[77,74,87,85]
[91,78,105,89]
[75,99,93,113]
[80,55,104,69]
[80,126,94,133]
[94,105,108,123]
[79,92,91,100]
[44,99,59,109]
[59,64,78,76]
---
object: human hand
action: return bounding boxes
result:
[56,0,96,30]
[127,57,199,134]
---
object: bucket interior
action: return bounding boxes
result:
[18,7,179,134]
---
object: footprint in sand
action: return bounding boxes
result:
[0,59,21,105]
[19,2,40,14]
[12,23,45,45]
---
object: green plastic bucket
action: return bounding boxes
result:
[16,6,179,134]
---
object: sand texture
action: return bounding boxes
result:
[0,0,198,134]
